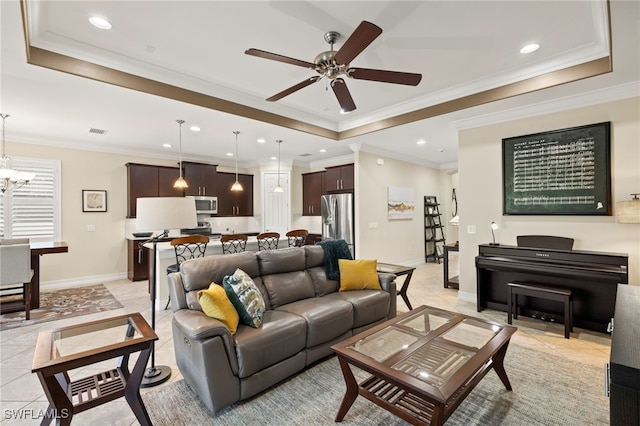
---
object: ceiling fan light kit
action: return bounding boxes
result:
[245,21,422,113]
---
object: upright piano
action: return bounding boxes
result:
[476,244,628,332]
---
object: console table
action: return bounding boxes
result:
[32,313,157,425]
[442,243,459,289]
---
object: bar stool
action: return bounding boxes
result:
[256,232,280,251]
[165,235,209,309]
[221,234,248,254]
[286,229,308,247]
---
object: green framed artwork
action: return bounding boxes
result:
[502,122,611,215]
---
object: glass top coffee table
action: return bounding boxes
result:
[332,305,517,425]
[31,313,157,425]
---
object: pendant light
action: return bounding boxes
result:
[273,139,284,193]
[230,131,243,191]
[1,113,36,193]
[173,119,188,189]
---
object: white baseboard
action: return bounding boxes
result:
[40,273,130,291]
[457,291,477,304]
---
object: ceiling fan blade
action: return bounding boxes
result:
[266,76,321,102]
[330,78,356,112]
[245,48,316,69]
[347,68,422,86]
[333,21,382,65]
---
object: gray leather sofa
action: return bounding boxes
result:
[167,245,397,413]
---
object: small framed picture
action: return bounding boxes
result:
[82,190,107,212]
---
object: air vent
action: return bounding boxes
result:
[89,128,108,135]
[299,153,312,157]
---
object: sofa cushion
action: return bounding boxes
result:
[257,247,306,275]
[324,290,390,328]
[338,259,382,291]
[275,298,354,347]
[262,271,315,308]
[197,283,240,334]
[181,252,260,293]
[304,245,324,268]
[223,269,266,328]
[307,266,339,296]
[234,310,307,378]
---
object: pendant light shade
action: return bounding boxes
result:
[1,113,36,193]
[173,119,188,189]
[273,139,284,193]
[231,131,243,192]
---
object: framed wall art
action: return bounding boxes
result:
[502,122,611,215]
[388,186,415,220]
[82,190,107,212]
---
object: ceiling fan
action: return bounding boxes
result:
[245,21,422,113]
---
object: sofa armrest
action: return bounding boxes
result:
[377,272,397,318]
[172,309,239,374]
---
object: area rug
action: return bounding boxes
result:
[0,284,123,330]
[143,342,608,425]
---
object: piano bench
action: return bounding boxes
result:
[507,282,573,339]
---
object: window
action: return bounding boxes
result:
[0,157,61,242]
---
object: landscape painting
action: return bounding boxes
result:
[388,186,415,220]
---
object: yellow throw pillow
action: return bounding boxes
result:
[197,283,240,334]
[338,259,381,291]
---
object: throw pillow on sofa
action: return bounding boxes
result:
[223,268,266,328]
[338,259,382,291]
[197,283,240,334]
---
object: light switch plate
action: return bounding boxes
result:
[467,225,476,234]
[87,224,96,232]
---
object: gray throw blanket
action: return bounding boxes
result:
[316,239,353,280]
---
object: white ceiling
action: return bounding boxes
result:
[1,1,638,170]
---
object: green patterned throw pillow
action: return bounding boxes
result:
[223,268,265,328]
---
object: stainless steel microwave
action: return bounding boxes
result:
[189,196,218,214]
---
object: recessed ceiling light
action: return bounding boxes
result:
[270,156,277,160]
[189,125,201,132]
[257,138,266,144]
[319,148,327,153]
[89,16,112,30]
[226,152,233,157]
[416,139,426,145]
[520,43,540,54]
[162,143,172,148]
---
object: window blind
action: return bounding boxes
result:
[0,158,60,241]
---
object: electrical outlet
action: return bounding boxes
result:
[467,225,476,234]
[87,224,96,232]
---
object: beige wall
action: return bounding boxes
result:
[355,151,445,264]
[457,97,640,300]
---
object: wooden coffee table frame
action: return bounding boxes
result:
[332,306,516,425]
[32,313,157,426]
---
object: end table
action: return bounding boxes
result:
[32,313,157,425]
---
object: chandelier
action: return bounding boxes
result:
[1,114,36,193]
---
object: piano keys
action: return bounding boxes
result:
[476,244,628,333]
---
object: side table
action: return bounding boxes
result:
[376,262,416,310]
[443,243,459,289]
[32,313,158,425]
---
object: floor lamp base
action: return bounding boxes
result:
[140,365,171,388]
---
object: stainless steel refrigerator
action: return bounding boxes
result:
[321,193,355,257]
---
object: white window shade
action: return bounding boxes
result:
[0,158,60,241]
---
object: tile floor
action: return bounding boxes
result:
[0,253,612,425]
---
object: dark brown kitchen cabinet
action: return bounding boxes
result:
[324,163,354,192]
[216,172,253,216]
[183,161,217,196]
[302,171,324,216]
[126,163,183,217]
